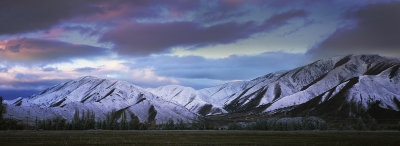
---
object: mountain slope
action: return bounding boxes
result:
[147,85,225,116]
[5,76,196,124]
[199,55,400,120]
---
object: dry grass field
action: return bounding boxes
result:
[0,130,400,146]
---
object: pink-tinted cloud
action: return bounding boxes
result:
[40,29,70,39]
[78,1,156,22]
[71,0,200,23]
[0,38,109,62]
[0,0,280,35]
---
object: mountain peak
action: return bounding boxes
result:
[78,75,99,80]
[76,76,105,82]
[357,54,399,63]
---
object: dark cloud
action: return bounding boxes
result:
[74,67,98,72]
[0,0,202,35]
[267,0,323,8]
[259,10,307,30]
[0,67,8,73]
[15,73,40,80]
[307,1,400,58]
[0,0,307,36]
[0,78,65,91]
[101,10,307,56]
[7,44,21,53]
[0,38,109,63]
[193,0,259,22]
[0,0,102,35]
[62,26,100,36]
[42,67,58,72]
[101,21,255,55]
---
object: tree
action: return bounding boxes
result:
[120,111,128,130]
[81,110,85,129]
[85,110,95,129]
[397,121,400,131]
[35,117,38,130]
[103,110,118,130]
[370,119,378,131]
[129,113,140,130]
[163,119,175,130]
[175,119,186,130]
[302,117,328,130]
[72,109,80,130]
[95,120,102,129]
[228,123,243,130]
[356,117,367,131]
[191,117,206,130]
[147,105,157,125]
[0,96,6,120]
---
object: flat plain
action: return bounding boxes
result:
[0,130,399,146]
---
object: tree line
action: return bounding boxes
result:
[35,109,151,130]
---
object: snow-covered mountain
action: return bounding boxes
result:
[5,76,196,124]
[195,55,400,119]
[5,54,400,122]
[147,85,224,115]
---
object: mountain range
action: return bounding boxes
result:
[4,54,400,123]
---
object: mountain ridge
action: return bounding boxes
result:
[4,54,400,123]
[5,76,197,124]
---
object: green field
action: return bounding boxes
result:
[0,130,399,146]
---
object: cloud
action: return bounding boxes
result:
[0,38,109,63]
[0,58,180,91]
[266,0,322,8]
[0,0,316,36]
[74,67,99,72]
[100,10,307,56]
[0,0,102,35]
[100,21,255,55]
[41,67,58,72]
[40,29,70,39]
[15,73,40,80]
[130,52,307,82]
[0,77,65,90]
[62,26,101,36]
[0,67,7,73]
[130,68,179,87]
[0,64,97,91]
[121,52,308,89]
[193,0,256,22]
[307,1,400,58]
[0,51,307,94]
[0,0,202,35]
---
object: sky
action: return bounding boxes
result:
[1,0,400,99]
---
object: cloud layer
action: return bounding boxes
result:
[133,52,307,81]
[0,0,102,35]
[0,38,109,63]
[101,10,307,56]
[308,1,400,58]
